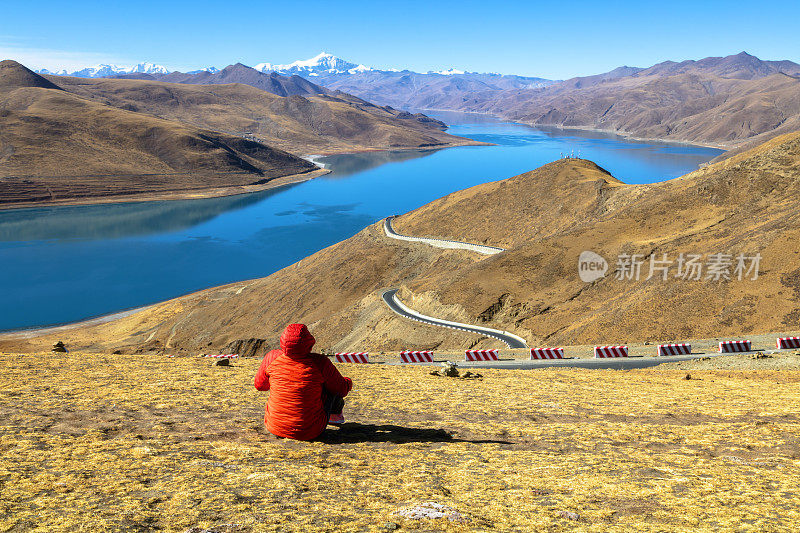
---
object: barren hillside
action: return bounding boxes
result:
[0,60,320,208]
[477,53,800,150]
[48,67,481,155]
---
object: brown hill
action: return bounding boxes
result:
[635,51,800,80]
[7,128,800,356]
[0,60,62,91]
[0,60,319,208]
[48,74,479,155]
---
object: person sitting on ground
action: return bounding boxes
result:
[254,323,352,440]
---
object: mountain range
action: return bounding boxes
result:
[39,52,554,101]
[254,52,374,76]
[37,61,170,78]
[453,52,800,150]
[38,51,800,150]
[37,51,547,80]
[0,60,321,208]
[0,60,478,208]
[48,65,478,155]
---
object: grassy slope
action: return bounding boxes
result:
[1,352,799,531]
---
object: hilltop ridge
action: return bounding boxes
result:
[155,63,330,97]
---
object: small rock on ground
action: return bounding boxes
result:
[394,501,468,522]
[52,341,68,353]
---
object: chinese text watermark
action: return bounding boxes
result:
[579,251,761,282]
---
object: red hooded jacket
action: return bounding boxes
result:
[254,324,352,441]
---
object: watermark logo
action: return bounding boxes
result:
[578,251,608,282]
[614,252,761,281]
[578,251,762,282]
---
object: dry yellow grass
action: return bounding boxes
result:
[1,352,799,532]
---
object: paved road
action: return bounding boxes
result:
[378,347,732,369]
[383,216,504,255]
[381,288,529,349]
[447,352,730,370]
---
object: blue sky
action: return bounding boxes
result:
[2,0,798,79]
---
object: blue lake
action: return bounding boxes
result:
[0,113,723,331]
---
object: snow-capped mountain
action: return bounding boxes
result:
[37,62,170,78]
[254,52,372,76]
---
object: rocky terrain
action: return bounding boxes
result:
[3,126,799,356]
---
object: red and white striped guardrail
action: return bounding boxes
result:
[205,354,239,358]
[400,351,434,363]
[530,348,565,359]
[657,343,692,356]
[334,352,370,363]
[594,346,628,358]
[777,337,800,349]
[719,340,752,353]
[465,349,499,361]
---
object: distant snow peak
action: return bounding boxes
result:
[36,62,170,78]
[127,62,169,74]
[37,68,69,76]
[432,68,466,75]
[187,66,220,74]
[255,52,373,76]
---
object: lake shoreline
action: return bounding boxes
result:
[0,168,332,212]
[0,305,154,339]
[0,139,489,212]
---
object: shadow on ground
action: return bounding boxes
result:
[317,422,512,445]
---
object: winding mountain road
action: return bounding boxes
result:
[383,216,504,255]
[381,215,520,348]
[381,288,529,349]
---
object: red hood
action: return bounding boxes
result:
[279,323,316,358]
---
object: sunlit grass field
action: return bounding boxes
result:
[1,352,799,532]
